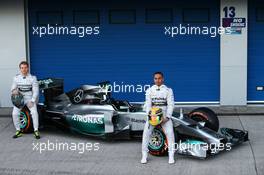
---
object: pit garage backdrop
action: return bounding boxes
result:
[28,0,220,103]
[248,0,264,102]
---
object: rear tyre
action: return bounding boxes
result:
[188,107,219,132]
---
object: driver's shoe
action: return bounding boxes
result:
[168,152,175,164]
[34,130,40,139]
[13,130,22,139]
[141,151,148,164]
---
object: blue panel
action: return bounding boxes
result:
[109,10,136,24]
[28,0,220,102]
[248,1,264,101]
[183,8,210,23]
[256,8,264,21]
[73,10,100,25]
[37,11,63,25]
[146,8,173,23]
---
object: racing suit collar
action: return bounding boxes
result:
[153,84,166,90]
[19,73,30,78]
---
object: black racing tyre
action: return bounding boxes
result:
[19,106,34,133]
[37,105,45,128]
[148,126,168,156]
[188,107,219,132]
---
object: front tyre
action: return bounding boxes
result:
[148,126,168,156]
[19,106,33,133]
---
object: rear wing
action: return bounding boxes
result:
[38,78,112,103]
[38,78,64,102]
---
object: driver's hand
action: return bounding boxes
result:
[27,101,34,108]
[11,89,19,95]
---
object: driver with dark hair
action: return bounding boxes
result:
[141,72,175,164]
[11,61,40,139]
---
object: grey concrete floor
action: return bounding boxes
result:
[0,115,263,175]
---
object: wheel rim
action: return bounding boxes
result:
[19,111,28,129]
[149,129,165,150]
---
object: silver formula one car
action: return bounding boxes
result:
[18,78,248,158]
